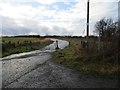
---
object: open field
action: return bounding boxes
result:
[1,37,53,57]
[53,37,120,78]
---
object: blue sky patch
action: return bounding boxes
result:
[50,2,77,10]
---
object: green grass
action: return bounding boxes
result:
[1,37,43,44]
[1,37,53,57]
[53,37,119,78]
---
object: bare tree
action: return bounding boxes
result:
[94,18,117,38]
[95,18,107,37]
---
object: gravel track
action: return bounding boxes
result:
[2,39,118,88]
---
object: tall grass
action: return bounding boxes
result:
[53,37,119,78]
[2,37,53,57]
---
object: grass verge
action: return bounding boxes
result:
[53,37,119,78]
[2,37,53,57]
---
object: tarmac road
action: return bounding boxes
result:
[1,39,118,88]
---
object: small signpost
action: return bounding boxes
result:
[55,40,59,49]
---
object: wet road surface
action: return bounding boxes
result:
[1,39,119,88]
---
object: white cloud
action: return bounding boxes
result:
[0,0,118,36]
[0,3,39,19]
[36,0,57,4]
[27,32,38,35]
[75,0,119,2]
[35,0,73,5]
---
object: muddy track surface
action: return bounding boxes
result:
[1,39,119,88]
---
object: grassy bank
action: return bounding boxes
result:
[53,37,119,78]
[1,37,53,57]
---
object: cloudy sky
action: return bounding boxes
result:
[0,0,119,36]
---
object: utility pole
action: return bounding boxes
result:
[87,0,90,37]
[86,0,90,49]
